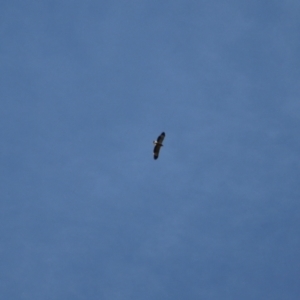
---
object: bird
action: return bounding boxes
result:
[153,132,165,159]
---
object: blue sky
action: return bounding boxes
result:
[1,1,300,299]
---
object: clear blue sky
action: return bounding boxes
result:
[1,1,300,299]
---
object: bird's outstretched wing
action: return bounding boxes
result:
[153,144,160,159]
[156,132,165,144]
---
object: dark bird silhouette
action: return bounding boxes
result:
[153,132,165,159]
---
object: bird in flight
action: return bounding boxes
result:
[153,132,165,159]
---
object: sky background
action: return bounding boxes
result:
[1,1,300,299]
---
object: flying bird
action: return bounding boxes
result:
[153,132,165,160]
